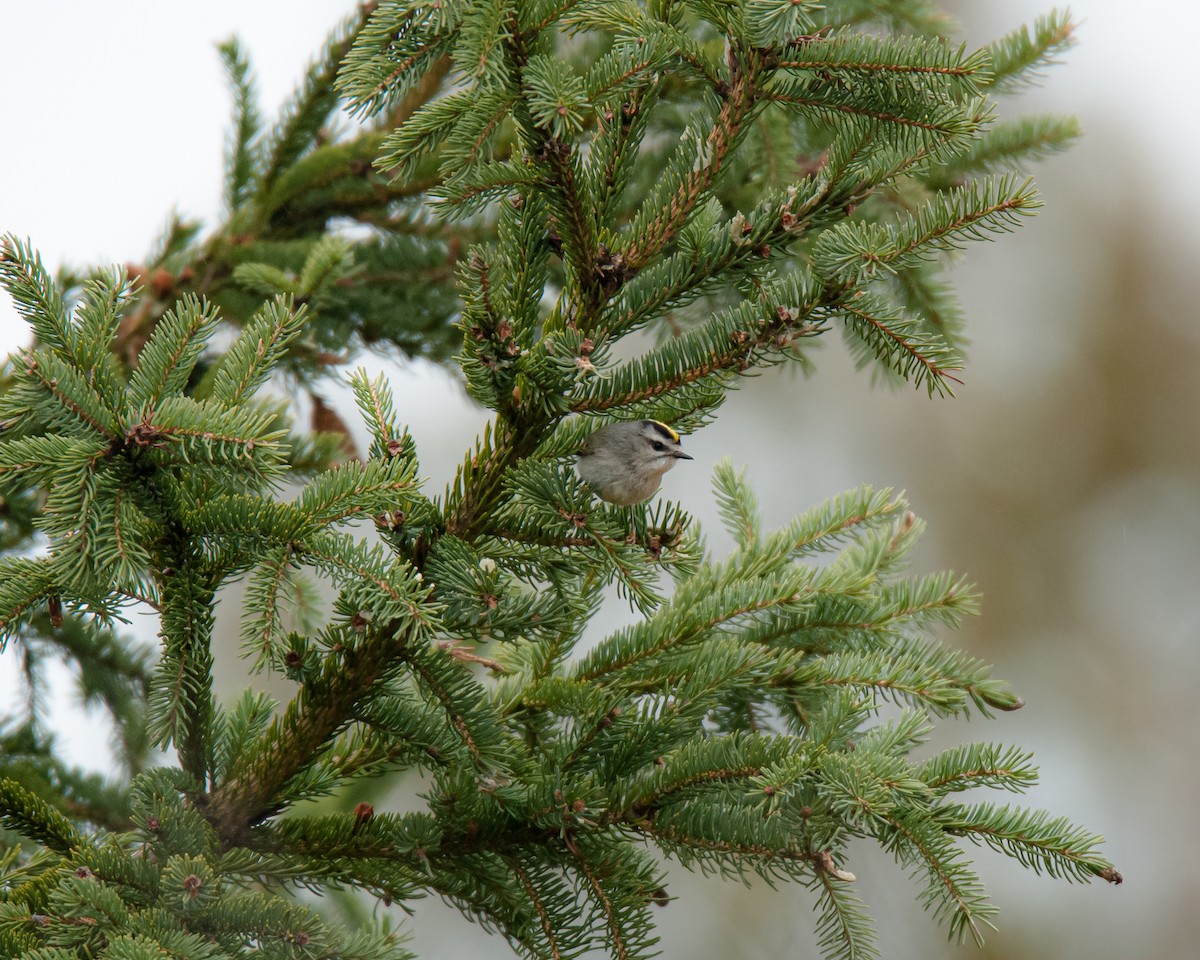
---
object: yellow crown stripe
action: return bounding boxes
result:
[648,420,679,443]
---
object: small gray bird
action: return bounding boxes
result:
[575,419,693,505]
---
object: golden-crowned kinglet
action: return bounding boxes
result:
[575,419,693,505]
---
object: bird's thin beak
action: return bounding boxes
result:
[675,450,694,460]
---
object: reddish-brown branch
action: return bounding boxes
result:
[511,858,564,959]
[624,51,763,271]
[201,616,422,845]
[575,856,629,960]
[763,93,954,131]
[24,358,115,438]
[775,58,975,77]
[841,302,963,385]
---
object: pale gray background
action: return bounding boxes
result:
[2,2,1196,957]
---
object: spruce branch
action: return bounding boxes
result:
[564,3,727,88]
[919,743,1040,795]
[763,85,973,138]
[149,540,218,786]
[218,37,264,214]
[771,32,991,97]
[570,272,827,414]
[0,235,70,356]
[17,349,121,439]
[837,292,964,395]
[0,777,87,854]
[257,4,380,200]
[336,3,457,121]
[938,802,1119,883]
[202,616,431,845]
[984,9,1077,91]
[0,559,73,639]
[812,870,880,960]
[925,114,1082,188]
[620,47,764,272]
[0,5,1121,958]
[534,136,600,308]
[207,296,309,408]
[813,175,1042,283]
[126,295,222,411]
[876,808,997,946]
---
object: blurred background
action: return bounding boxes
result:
[1,1,1194,957]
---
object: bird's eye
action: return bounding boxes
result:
[651,441,666,452]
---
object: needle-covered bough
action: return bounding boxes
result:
[0,3,1117,959]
